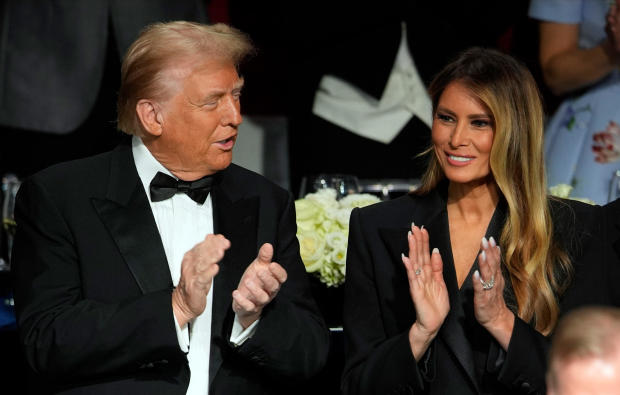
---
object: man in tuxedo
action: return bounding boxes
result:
[12,21,329,394]
[547,306,620,395]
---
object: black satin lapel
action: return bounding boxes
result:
[92,183,172,294]
[209,187,259,387]
[425,214,458,296]
[429,212,480,393]
[484,198,506,244]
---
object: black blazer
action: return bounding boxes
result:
[343,186,620,395]
[12,140,329,394]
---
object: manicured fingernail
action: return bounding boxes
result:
[401,253,405,259]
[432,248,439,254]
[473,270,480,280]
[489,237,496,247]
[480,250,486,261]
[482,237,489,249]
[411,221,415,228]
[420,225,425,230]
[408,230,412,237]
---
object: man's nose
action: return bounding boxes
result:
[221,96,242,127]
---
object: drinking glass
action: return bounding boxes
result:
[1,174,20,270]
[609,170,620,203]
[300,174,361,199]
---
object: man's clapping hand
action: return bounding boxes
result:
[232,243,287,329]
[172,234,230,327]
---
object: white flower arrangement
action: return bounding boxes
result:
[548,183,596,205]
[295,188,380,287]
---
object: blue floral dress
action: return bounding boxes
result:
[530,0,620,204]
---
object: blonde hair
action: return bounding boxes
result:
[117,21,254,136]
[417,47,571,335]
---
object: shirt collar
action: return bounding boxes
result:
[132,136,175,202]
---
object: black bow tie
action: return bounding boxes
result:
[149,171,215,204]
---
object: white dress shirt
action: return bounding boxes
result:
[312,22,432,144]
[132,136,257,394]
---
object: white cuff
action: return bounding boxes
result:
[173,312,190,352]
[230,314,260,346]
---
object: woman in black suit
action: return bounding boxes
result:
[342,48,620,394]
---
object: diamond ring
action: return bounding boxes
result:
[480,274,495,290]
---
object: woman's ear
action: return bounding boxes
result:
[136,99,164,137]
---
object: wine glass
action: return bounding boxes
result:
[1,174,20,270]
[609,170,620,203]
[300,174,361,199]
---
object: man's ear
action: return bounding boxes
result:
[136,99,164,137]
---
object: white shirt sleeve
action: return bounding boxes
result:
[229,314,260,346]
[173,312,190,353]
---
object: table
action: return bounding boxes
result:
[358,178,420,200]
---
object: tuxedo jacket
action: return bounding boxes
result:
[342,185,620,395]
[0,0,206,134]
[11,139,329,394]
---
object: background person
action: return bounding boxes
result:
[0,0,208,177]
[529,0,620,204]
[547,306,620,395]
[342,48,620,394]
[12,21,329,394]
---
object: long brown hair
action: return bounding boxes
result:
[416,48,571,335]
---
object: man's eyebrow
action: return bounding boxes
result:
[205,78,245,98]
[233,77,245,91]
[203,91,225,101]
[189,77,246,105]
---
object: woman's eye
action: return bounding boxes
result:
[472,119,490,128]
[436,113,453,122]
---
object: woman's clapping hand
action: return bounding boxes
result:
[473,237,515,350]
[401,223,450,360]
